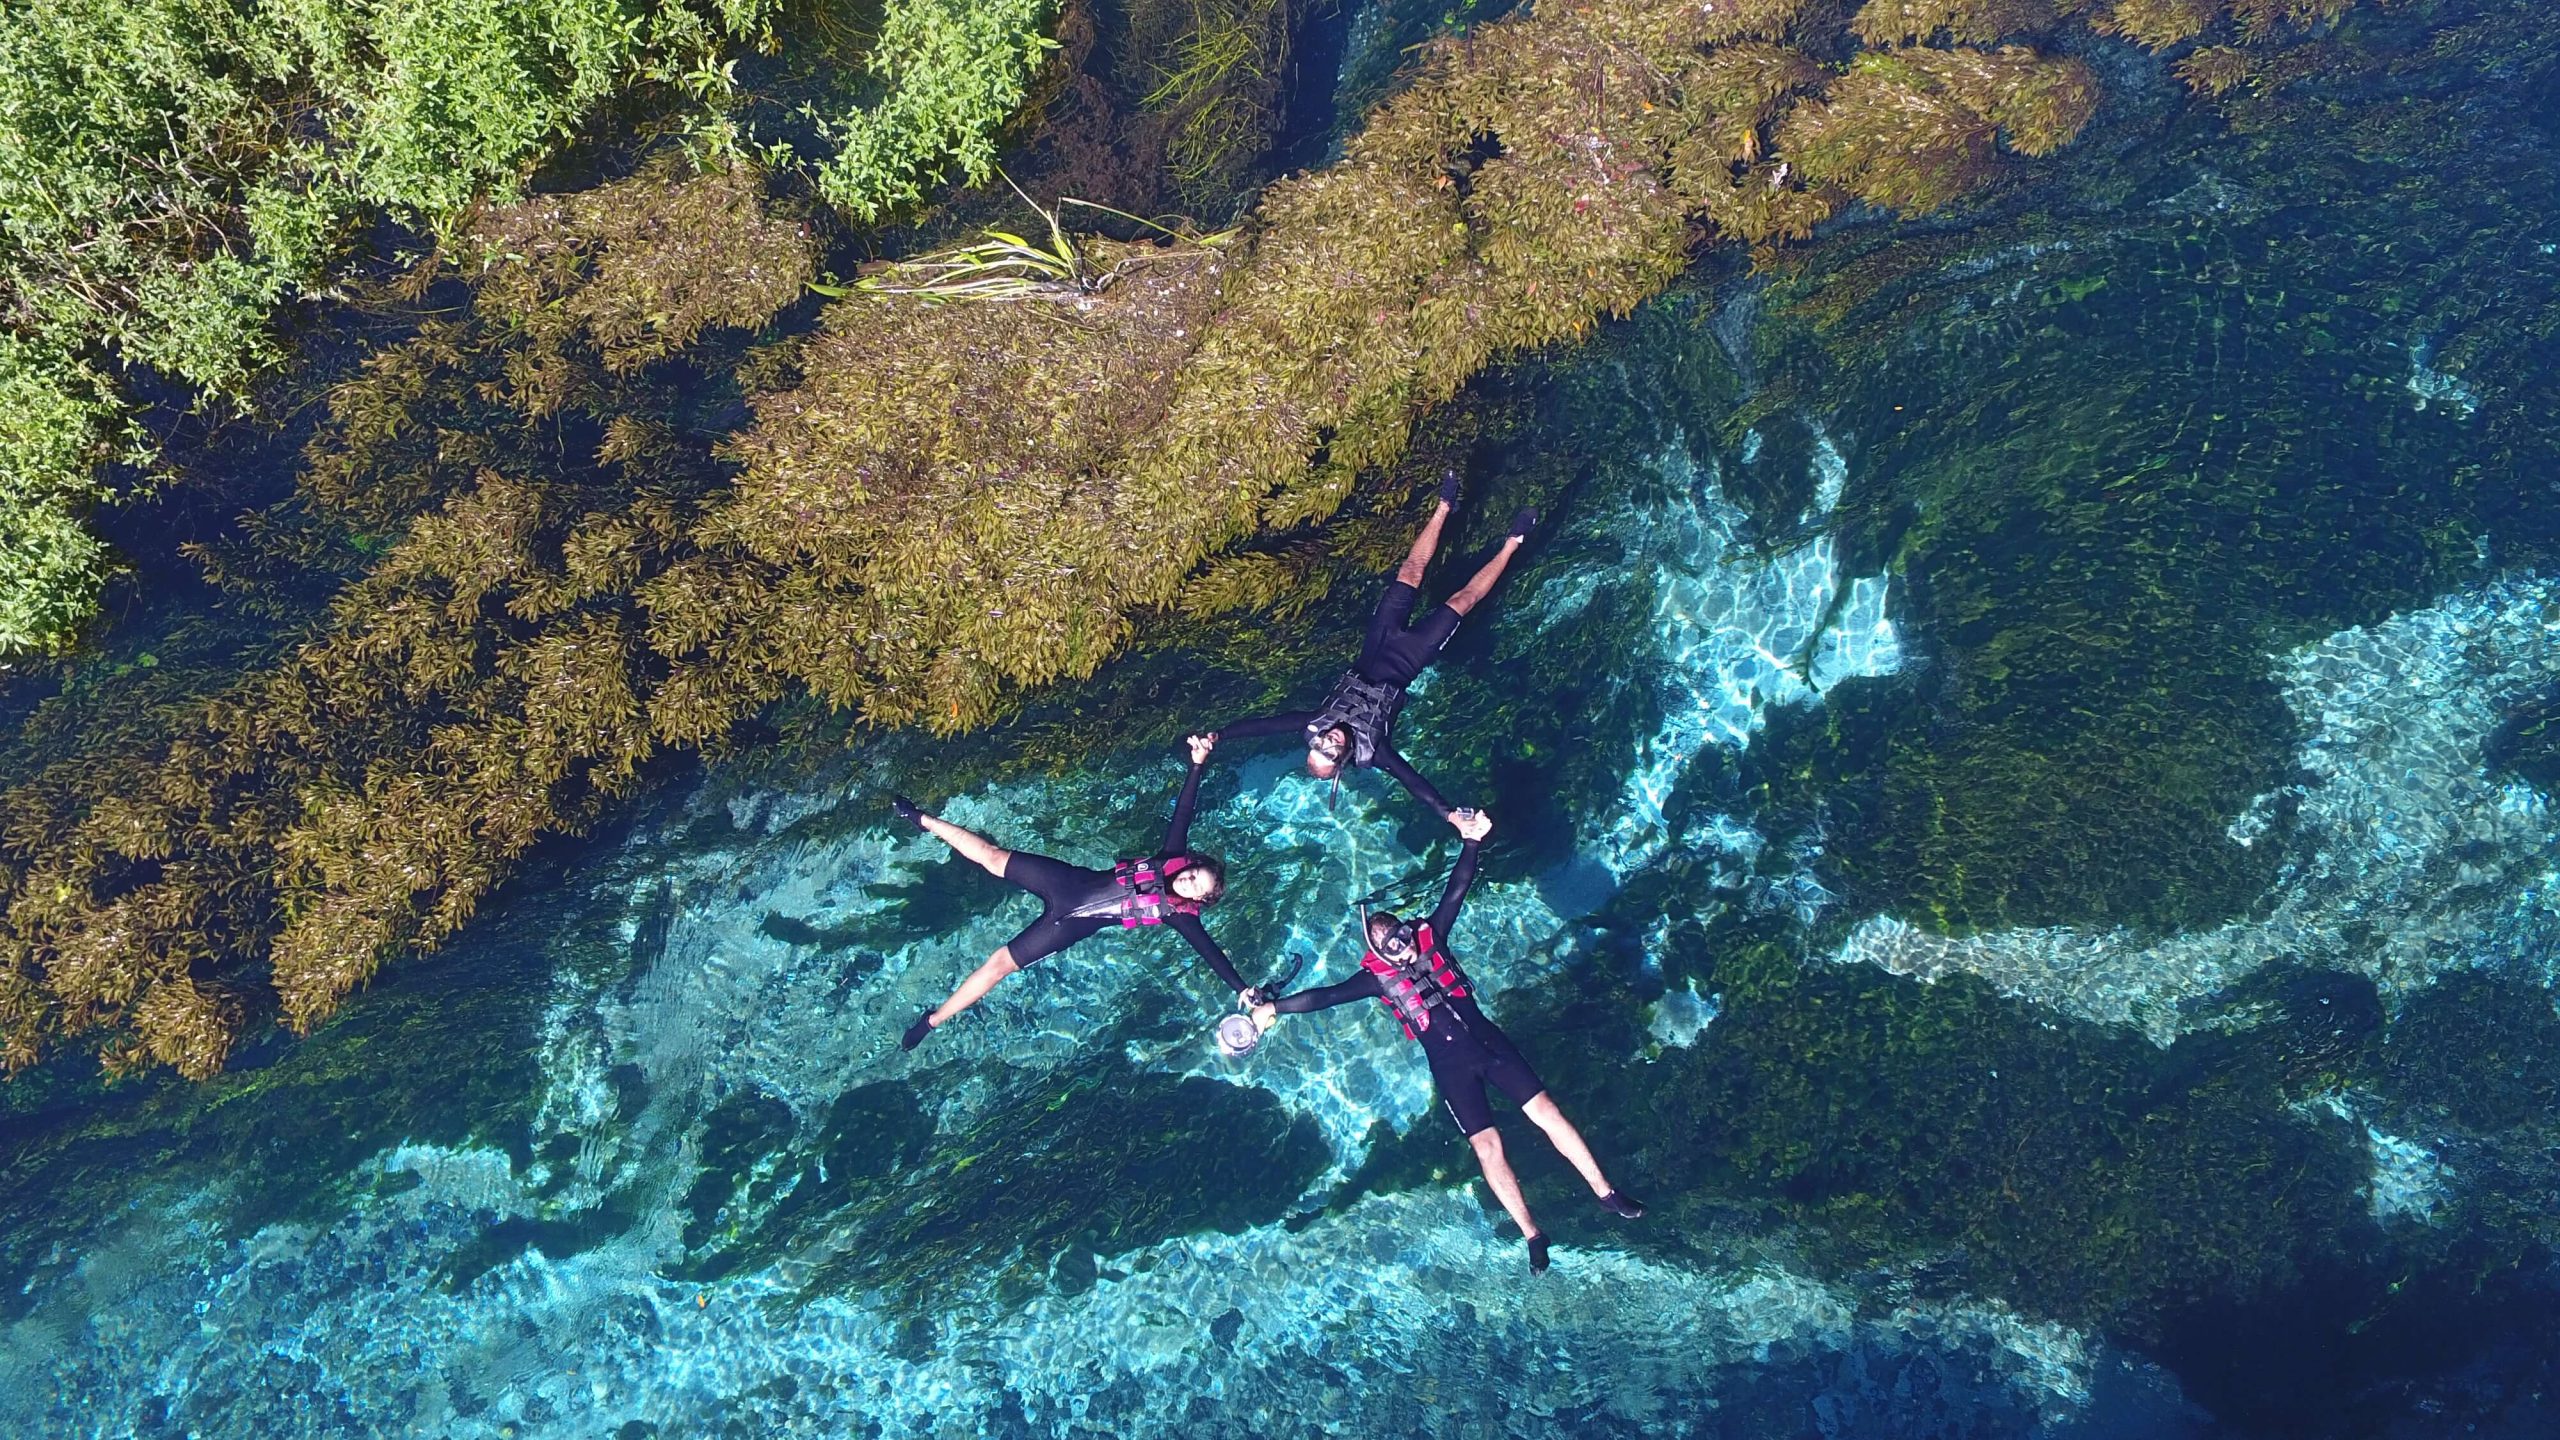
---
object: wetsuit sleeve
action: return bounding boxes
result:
[1218,711,1318,744]
[1430,839,1482,936]
[1273,972,1385,1014]
[1162,759,1206,854]
[1165,912,1252,993]
[1372,745,1455,819]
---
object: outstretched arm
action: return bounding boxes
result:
[1166,912,1252,994]
[1430,837,1485,936]
[1271,971,1385,1014]
[1372,746,1455,819]
[1163,744,1211,854]
[1216,711,1317,745]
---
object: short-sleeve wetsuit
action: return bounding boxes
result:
[993,760,1249,990]
[1272,839,1545,1135]
[1218,576,1461,817]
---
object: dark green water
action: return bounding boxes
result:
[6,2,2560,1437]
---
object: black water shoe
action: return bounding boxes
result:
[1527,1233,1551,1275]
[901,1010,936,1050]
[891,794,925,824]
[1507,507,1539,539]
[1438,467,1462,507]
[1599,1191,1646,1220]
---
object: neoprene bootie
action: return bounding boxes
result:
[1527,1233,1552,1275]
[1438,467,1462,507]
[1599,1191,1646,1220]
[1507,507,1539,539]
[891,794,925,824]
[901,1010,936,1050]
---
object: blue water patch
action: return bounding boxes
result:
[0,386,1955,1440]
[1,1141,2204,1438]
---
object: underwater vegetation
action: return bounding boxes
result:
[1731,0,2560,936]
[0,9,2554,1440]
[0,157,816,1077]
[0,0,2439,1082]
[0,0,1063,655]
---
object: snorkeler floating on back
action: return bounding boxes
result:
[1253,809,1643,1274]
[1213,469,1535,819]
[895,734,1252,1049]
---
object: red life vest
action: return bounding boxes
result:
[1108,855,1199,927]
[1360,922,1469,1037]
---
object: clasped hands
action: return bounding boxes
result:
[1224,795,1492,1032]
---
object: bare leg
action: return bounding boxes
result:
[1397,500,1453,586]
[1445,535,1523,615]
[1522,1092,1615,1197]
[918,813,1011,877]
[928,947,1020,1027]
[1468,1126,1542,1241]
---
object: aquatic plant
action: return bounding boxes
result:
[1492,933,2377,1331]
[36,0,2462,1076]
[1779,45,2098,213]
[1726,0,2560,943]
[0,0,1074,656]
[1137,0,1293,204]
[847,191,1229,305]
[0,158,814,1074]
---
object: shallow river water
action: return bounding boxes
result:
[6,2,2560,1437]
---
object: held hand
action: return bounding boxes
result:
[1188,733,1217,764]
[1450,807,1493,841]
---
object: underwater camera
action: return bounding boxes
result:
[1214,951,1308,1057]
[1215,1012,1265,1058]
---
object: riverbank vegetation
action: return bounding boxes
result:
[0,0,2403,1077]
[0,0,1062,655]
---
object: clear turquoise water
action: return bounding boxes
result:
[8,3,2560,1437]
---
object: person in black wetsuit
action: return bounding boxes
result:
[896,734,1251,1049]
[1213,471,1535,819]
[1252,810,1643,1273]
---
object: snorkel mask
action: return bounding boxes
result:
[1367,910,1420,964]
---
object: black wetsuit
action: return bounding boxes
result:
[1220,576,1460,817]
[1273,839,1545,1136]
[993,760,1249,991]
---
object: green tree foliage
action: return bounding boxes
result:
[0,339,133,654]
[0,0,1069,656]
[812,0,1058,221]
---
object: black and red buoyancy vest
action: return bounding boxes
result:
[1360,922,1469,1037]
[1077,855,1201,927]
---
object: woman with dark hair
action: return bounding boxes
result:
[896,734,1249,1049]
